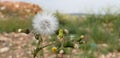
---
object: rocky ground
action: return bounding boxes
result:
[0,32,35,58]
[0,32,120,58]
[0,1,42,19]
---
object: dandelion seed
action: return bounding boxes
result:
[32,12,59,36]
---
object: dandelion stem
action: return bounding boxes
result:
[42,35,48,58]
[33,37,55,58]
[33,37,41,58]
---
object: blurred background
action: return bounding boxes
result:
[1,0,120,14]
[0,0,120,58]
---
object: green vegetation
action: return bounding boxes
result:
[0,16,33,33]
[55,12,120,57]
[0,11,120,58]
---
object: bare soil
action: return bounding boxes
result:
[0,32,120,58]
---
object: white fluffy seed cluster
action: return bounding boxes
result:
[32,12,59,36]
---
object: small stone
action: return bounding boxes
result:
[20,33,28,36]
[0,47,9,53]
[0,36,8,41]
[8,56,12,58]
[0,6,6,10]
[112,53,116,58]
[100,54,105,58]
[15,4,20,8]
[106,53,112,58]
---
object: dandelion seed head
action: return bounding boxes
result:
[32,12,59,36]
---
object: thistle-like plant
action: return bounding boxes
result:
[32,11,59,58]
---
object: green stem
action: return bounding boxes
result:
[33,38,41,58]
[33,40,55,58]
[55,53,58,58]
[69,48,72,58]
[40,39,44,58]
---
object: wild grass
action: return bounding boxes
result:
[55,12,120,57]
[0,16,33,33]
[0,11,120,58]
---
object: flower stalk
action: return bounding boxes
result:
[33,37,55,58]
[41,35,48,58]
[32,12,59,58]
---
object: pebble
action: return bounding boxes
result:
[0,36,8,41]
[100,54,105,58]
[0,47,9,53]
